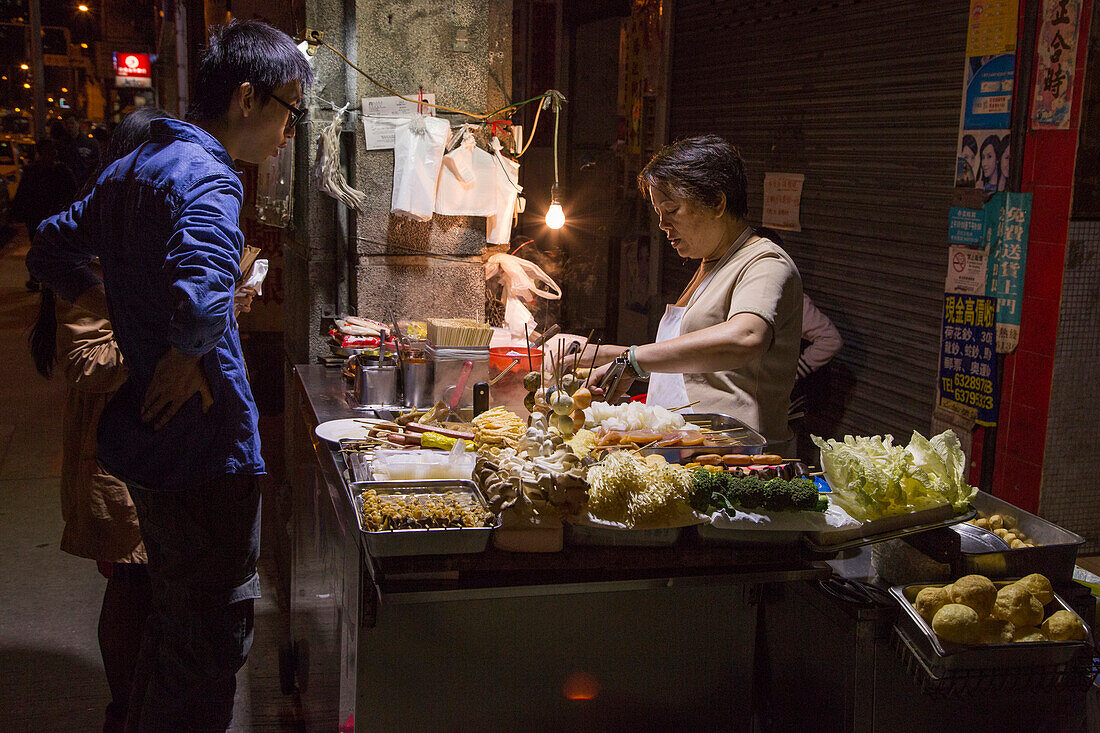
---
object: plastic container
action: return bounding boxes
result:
[370,448,476,481]
[488,346,542,372]
[427,345,489,410]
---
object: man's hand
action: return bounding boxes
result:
[141,347,214,431]
[234,286,257,317]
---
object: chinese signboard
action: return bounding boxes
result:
[984,192,1032,352]
[939,294,999,425]
[1031,0,1081,129]
[762,173,804,231]
[113,53,152,89]
[360,94,437,150]
[966,0,1019,56]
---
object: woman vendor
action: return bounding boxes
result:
[588,135,803,450]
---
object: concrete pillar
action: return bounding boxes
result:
[352,0,512,322]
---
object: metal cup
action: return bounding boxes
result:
[355,355,399,406]
[401,359,431,408]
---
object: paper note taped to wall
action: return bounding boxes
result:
[762,173,805,232]
[361,94,437,150]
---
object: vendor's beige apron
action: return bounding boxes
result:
[647,230,751,412]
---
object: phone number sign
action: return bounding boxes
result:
[939,293,999,425]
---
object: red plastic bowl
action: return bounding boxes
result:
[489,346,543,372]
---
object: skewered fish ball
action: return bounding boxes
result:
[523,371,542,392]
[552,411,575,436]
[571,387,593,409]
[552,393,575,415]
[523,392,537,413]
[559,373,579,395]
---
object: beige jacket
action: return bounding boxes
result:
[56,303,146,564]
[679,235,803,444]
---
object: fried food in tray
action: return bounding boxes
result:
[359,488,491,531]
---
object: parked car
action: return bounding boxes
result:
[0,138,33,199]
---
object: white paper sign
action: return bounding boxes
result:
[762,173,805,231]
[360,94,437,150]
[945,244,989,295]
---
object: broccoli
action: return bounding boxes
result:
[762,478,793,510]
[734,476,765,509]
[690,469,726,513]
[788,478,820,511]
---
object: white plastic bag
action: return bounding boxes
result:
[486,137,522,244]
[434,128,496,216]
[392,115,450,221]
[484,252,561,337]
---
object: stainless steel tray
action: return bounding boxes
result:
[592,413,767,463]
[954,491,1085,584]
[350,479,498,557]
[804,502,973,552]
[890,580,1095,674]
[564,518,684,547]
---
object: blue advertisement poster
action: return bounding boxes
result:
[939,294,999,425]
[983,191,1033,352]
[949,206,984,245]
[964,54,1015,129]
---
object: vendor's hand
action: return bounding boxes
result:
[587,361,634,403]
[563,343,626,374]
[141,347,214,430]
[234,286,258,317]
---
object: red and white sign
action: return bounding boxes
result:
[114,53,152,89]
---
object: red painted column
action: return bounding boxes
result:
[992,0,1093,511]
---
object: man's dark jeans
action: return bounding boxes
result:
[126,474,261,732]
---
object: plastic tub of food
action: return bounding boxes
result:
[370,448,476,481]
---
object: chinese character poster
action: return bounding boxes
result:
[762,173,805,231]
[1031,0,1081,129]
[939,294,1000,425]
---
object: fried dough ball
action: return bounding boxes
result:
[949,574,998,618]
[932,603,981,644]
[994,528,1008,538]
[979,617,1015,645]
[1041,610,1087,642]
[988,514,1004,530]
[1002,515,1017,530]
[1002,532,1017,544]
[914,586,951,623]
[1015,573,1054,606]
[1010,539,1027,549]
[973,517,990,529]
[992,584,1044,628]
[1013,626,1047,643]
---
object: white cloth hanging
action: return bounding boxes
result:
[392,115,450,221]
[486,137,522,245]
[434,129,496,216]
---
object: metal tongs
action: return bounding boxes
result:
[597,355,631,404]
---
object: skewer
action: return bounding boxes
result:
[340,434,404,449]
[666,400,701,412]
[524,323,534,373]
[572,329,595,378]
[583,340,602,389]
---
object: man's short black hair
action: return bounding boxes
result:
[187,19,314,123]
[638,134,749,219]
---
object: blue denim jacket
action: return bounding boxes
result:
[27,119,264,491]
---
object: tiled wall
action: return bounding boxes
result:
[992,0,1094,513]
[1040,221,1100,552]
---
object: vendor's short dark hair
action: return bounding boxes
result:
[187,19,314,123]
[638,134,748,219]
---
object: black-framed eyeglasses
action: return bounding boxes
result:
[269,93,308,129]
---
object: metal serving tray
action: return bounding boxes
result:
[890,580,1095,675]
[614,413,767,463]
[350,479,498,557]
[956,491,1085,584]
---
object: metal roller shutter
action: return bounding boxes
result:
[666,0,969,440]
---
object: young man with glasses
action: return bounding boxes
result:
[28,19,312,731]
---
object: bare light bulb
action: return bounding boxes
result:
[545,184,565,229]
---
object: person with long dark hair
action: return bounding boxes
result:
[29,106,172,733]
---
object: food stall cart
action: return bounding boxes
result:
[285,363,1097,731]
[287,364,832,730]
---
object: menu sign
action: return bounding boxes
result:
[939,294,999,426]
